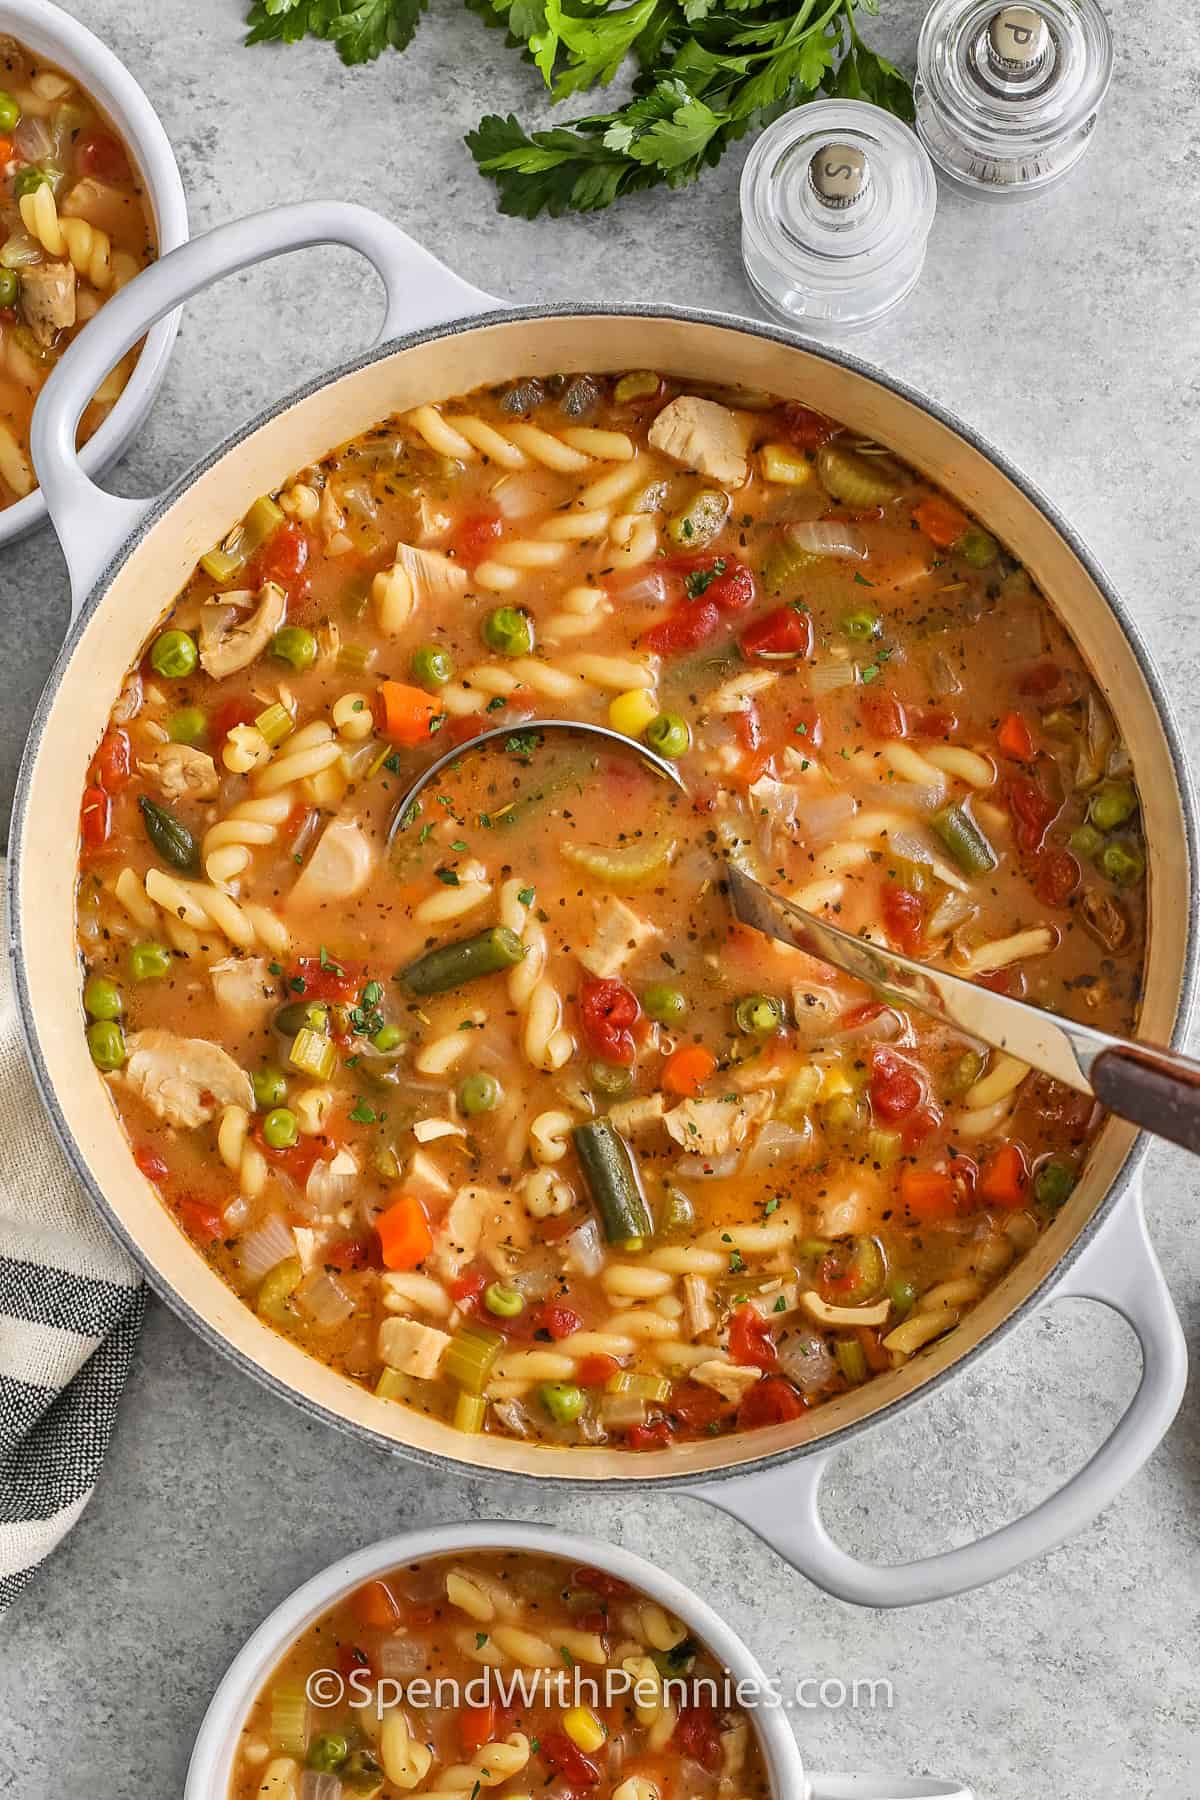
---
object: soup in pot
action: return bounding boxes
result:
[230,1550,773,1798]
[74,371,1147,1451]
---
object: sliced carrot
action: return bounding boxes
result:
[376,1193,434,1269]
[997,711,1035,761]
[899,1166,958,1221]
[354,1578,402,1629]
[855,1325,891,1373]
[913,495,969,550]
[978,1143,1029,1208]
[661,1044,717,1097]
[374,680,444,747]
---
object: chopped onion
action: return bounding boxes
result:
[744,1116,815,1172]
[13,114,54,162]
[674,1152,738,1180]
[837,1005,903,1046]
[380,1632,431,1678]
[305,1148,358,1214]
[340,480,378,522]
[614,567,671,608]
[239,1213,296,1282]
[300,1776,342,1800]
[998,607,1045,663]
[600,1394,650,1430]
[222,1195,251,1233]
[927,888,977,939]
[809,658,858,694]
[295,1270,355,1330]
[1,230,42,270]
[797,789,857,843]
[563,1219,604,1278]
[787,521,869,560]
[776,1332,836,1393]
[510,1249,562,1299]
[492,468,565,519]
[887,781,944,815]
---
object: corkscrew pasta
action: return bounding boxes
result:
[76,367,1146,1451]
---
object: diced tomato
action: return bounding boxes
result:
[211,696,259,742]
[977,968,1014,994]
[839,1000,885,1032]
[541,1731,602,1785]
[577,975,640,1067]
[898,1167,959,1222]
[740,603,812,661]
[134,1146,169,1183]
[252,1126,335,1184]
[870,1047,924,1120]
[80,783,111,851]
[781,403,836,451]
[909,706,958,739]
[882,885,924,956]
[577,1353,620,1388]
[1035,847,1080,908]
[450,1270,487,1306]
[247,520,309,598]
[997,711,1035,761]
[77,128,131,182]
[697,555,756,612]
[736,1375,807,1430]
[792,701,823,749]
[452,510,503,566]
[729,1303,778,1371]
[534,1303,584,1342]
[354,1579,401,1630]
[324,1236,377,1272]
[90,728,132,793]
[459,1703,497,1755]
[283,954,366,1002]
[642,598,720,657]
[669,1381,728,1431]
[978,1142,1029,1208]
[571,1565,633,1599]
[1005,773,1059,856]
[336,1643,373,1682]
[175,1195,224,1244]
[900,1099,942,1148]
[1017,660,1062,697]
[674,1702,722,1770]
[861,690,907,738]
[626,1417,674,1451]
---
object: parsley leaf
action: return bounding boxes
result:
[685,558,726,599]
[348,1097,377,1123]
[245,0,426,64]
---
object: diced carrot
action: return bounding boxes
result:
[997,711,1035,761]
[373,680,444,747]
[661,1044,717,1097]
[855,1325,891,1373]
[376,1194,434,1269]
[353,1579,401,1630]
[978,1143,1029,1208]
[899,1167,958,1221]
[459,1702,497,1755]
[913,495,969,549]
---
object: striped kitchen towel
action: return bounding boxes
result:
[0,882,144,1614]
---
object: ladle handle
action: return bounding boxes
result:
[1091,1042,1200,1154]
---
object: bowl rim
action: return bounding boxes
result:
[182,1520,807,1799]
[0,0,188,544]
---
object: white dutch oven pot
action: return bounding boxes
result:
[9,203,1194,1608]
[183,1522,974,1800]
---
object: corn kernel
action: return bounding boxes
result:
[819,1063,853,1100]
[562,1706,607,1754]
[760,443,813,485]
[608,687,659,738]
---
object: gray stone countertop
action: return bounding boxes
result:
[1,1,1197,1795]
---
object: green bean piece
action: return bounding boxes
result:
[13,164,50,199]
[262,1107,299,1150]
[944,1047,985,1097]
[540,1381,586,1425]
[270,626,318,671]
[83,974,123,1020]
[614,371,660,403]
[888,854,931,895]
[590,1060,634,1098]
[834,1337,869,1384]
[1069,823,1104,862]
[411,644,453,687]
[887,1275,917,1317]
[1100,840,1145,887]
[483,606,534,657]
[659,1186,694,1234]
[252,1065,288,1110]
[573,1119,653,1243]
[340,1749,386,1796]
[734,993,785,1036]
[1034,1159,1075,1210]
[138,796,199,871]
[1088,780,1138,832]
[642,982,687,1025]
[307,1732,350,1773]
[644,712,691,758]
[0,268,18,307]
[87,1019,125,1071]
[274,1000,329,1037]
[0,91,20,131]
[128,941,172,982]
[149,629,198,680]
[485,1282,525,1318]
[444,1322,504,1393]
[400,926,526,996]
[931,803,997,875]
[459,1071,502,1115]
[839,608,882,641]
[257,1257,302,1323]
[957,525,998,567]
[666,487,730,549]
[167,705,207,745]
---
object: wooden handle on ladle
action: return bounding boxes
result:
[1091,1042,1200,1156]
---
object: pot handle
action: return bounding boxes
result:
[697,1180,1185,1607]
[30,200,498,615]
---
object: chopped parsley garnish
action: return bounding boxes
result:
[348,1098,376,1123]
[685,558,726,599]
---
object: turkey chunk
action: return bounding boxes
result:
[664,1092,770,1157]
[648,396,748,487]
[19,261,76,346]
[578,895,657,979]
[199,581,286,680]
[691,1360,762,1403]
[290,818,374,907]
[378,1317,451,1380]
[139,742,219,802]
[210,956,275,1032]
[120,1030,253,1129]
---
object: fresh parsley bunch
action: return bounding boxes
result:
[245,0,911,216]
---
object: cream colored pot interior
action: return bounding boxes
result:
[17,315,1191,1482]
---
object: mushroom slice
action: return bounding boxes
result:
[121,1030,253,1129]
[648,395,748,487]
[199,580,287,680]
[800,1290,891,1328]
[138,742,219,802]
[289,818,375,907]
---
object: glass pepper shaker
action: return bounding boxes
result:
[739,99,937,334]
[915,0,1114,201]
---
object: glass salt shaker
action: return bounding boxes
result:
[739,99,937,334]
[915,0,1114,201]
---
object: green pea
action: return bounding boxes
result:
[958,525,998,568]
[485,1282,525,1318]
[590,1059,634,1098]
[262,1107,299,1150]
[274,1000,329,1037]
[307,1732,349,1773]
[128,942,172,982]
[1069,823,1104,862]
[167,705,207,745]
[839,608,882,641]
[87,1019,125,1071]
[411,644,453,687]
[459,1071,502,1115]
[252,1064,288,1110]
[371,1023,404,1053]
[0,268,18,307]
[1100,840,1145,887]
[149,629,198,680]
[540,1381,585,1425]
[1034,1159,1075,1210]
[0,91,21,132]
[642,983,688,1025]
[644,712,691,759]
[734,993,785,1036]
[614,371,659,403]
[83,974,123,1020]
[483,606,534,657]
[270,626,318,671]
[1088,780,1138,833]
[13,165,50,199]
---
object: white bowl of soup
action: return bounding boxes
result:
[185,1523,973,1800]
[0,0,186,539]
[10,203,1194,1609]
